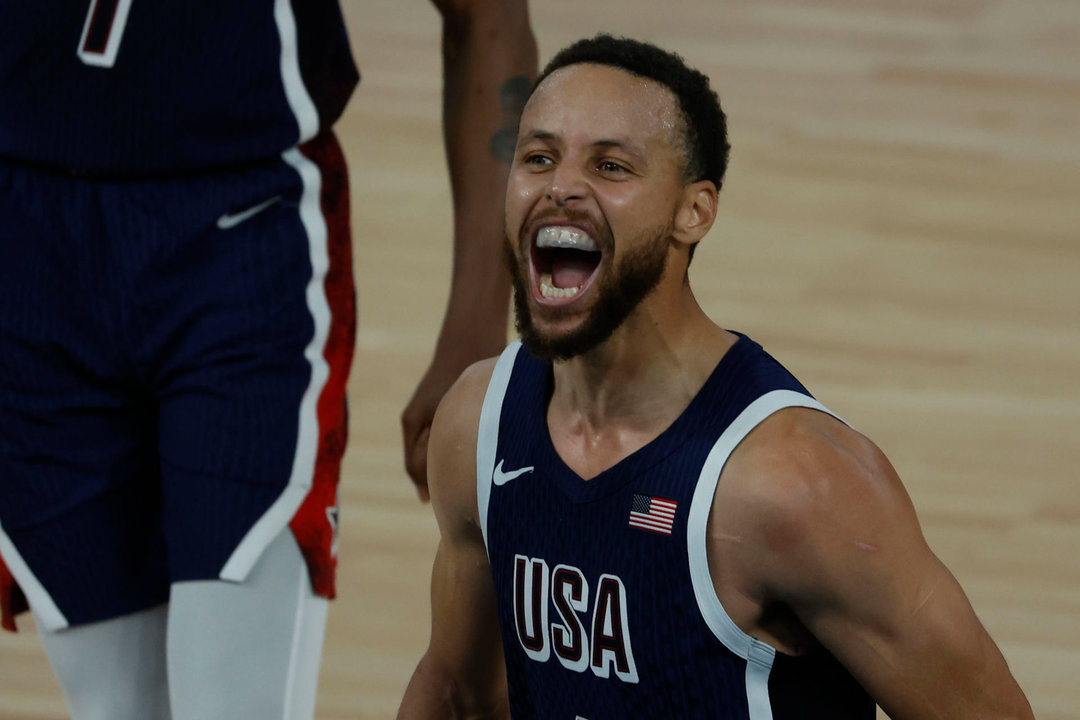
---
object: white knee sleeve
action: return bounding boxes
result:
[166,529,328,720]
[35,604,172,720]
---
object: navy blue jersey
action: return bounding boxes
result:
[477,336,877,719]
[0,0,357,175]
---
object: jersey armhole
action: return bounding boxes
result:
[686,389,844,719]
[686,389,844,658]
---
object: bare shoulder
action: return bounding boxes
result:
[430,356,498,448]
[712,409,1035,719]
[734,406,906,512]
[427,357,499,532]
[715,406,925,603]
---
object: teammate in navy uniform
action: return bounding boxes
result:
[0,1,536,718]
[397,35,1033,719]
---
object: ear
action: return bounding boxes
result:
[672,180,718,247]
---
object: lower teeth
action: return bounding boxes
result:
[539,273,580,298]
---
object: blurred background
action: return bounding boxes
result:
[2,0,1078,717]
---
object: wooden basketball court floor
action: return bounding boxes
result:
[1,1,1077,717]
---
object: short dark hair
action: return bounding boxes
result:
[537,34,730,192]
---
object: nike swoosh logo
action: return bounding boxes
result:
[493,459,534,486]
[216,195,282,230]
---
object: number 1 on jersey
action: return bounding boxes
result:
[78,0,134,68]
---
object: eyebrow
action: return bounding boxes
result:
[521,130,556,143]
[520,130,647,159]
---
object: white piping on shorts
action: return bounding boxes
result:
[0,523,68,630]
[220,1,328,582]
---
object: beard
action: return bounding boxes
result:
[506,224,671,362]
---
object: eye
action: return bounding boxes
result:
[523,153,554,166]
[598,160,629,174]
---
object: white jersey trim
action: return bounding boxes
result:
[274,0,320,143]
[478,341,523,552]
[77,0,135,68]
[686,389,843,719]
[747,640,778,720]
[0,522,68,630]
[221,147,331,583]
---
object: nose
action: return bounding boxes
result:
[546,162,589,207]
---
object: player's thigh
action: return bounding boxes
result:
[155,132,355,596]
[0,160,168,631]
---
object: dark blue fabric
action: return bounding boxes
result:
[485,336,876,718]
[0,156,316,625]
[0,0,357,175]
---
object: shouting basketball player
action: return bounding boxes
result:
[397,34,1033,719]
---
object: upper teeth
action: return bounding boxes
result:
[536,226,597,251]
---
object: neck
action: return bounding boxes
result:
[549,284,736,434]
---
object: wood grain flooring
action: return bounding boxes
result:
[1,1,1077,717]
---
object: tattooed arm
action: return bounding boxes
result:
[402,0,538,499]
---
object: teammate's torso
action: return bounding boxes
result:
[478,336,877,719]
[0,0,357,175]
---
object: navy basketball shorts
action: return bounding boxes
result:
[0,133,355,631]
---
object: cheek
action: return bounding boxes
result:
[601,188,659,238]
[504,173,539,233]
[609,184,673,223]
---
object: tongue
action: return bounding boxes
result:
[551,255,596,289]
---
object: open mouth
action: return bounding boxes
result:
[531,226,603,301]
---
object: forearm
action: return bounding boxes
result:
[807,564,1034,720]
[874,642,1034,720]
[397,654,454,719]
[398,653,510,720]
[436,0,537,357]
[400,529,510,717]
[401,1,537,491]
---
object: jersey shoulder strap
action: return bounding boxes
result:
[476,341,524,550]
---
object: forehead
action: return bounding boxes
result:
[521,64,682,147]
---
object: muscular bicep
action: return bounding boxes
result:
[398,530,507,719]
[726,411,1032,719]
[797,533,1018,719]
[422,535,507,704]
[398,359,508,718]
[427,358,506,676]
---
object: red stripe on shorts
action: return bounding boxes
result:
[0,554,28,632]
[290,132,356,599]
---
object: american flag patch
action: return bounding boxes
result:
[628,494,678,535]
